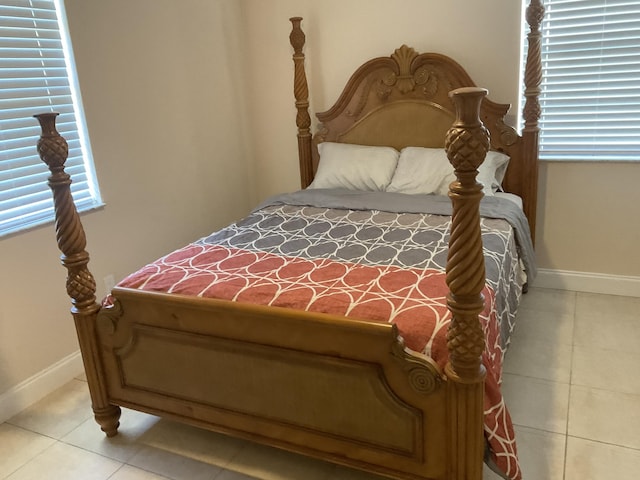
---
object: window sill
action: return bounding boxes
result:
[0,202,106,240]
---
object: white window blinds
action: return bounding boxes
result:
[538,0,640,160]
[0,0,101,237]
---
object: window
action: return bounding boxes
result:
[531,0,640,161]
[0,0,101,237]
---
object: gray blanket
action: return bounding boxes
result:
[257,188,537,282]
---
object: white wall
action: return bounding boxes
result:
[537,161,640,277]
[0,0,252,406]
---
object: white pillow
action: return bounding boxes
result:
[386,147,454,195]
[386,147,510,196]
[308,142,400,191]
[477,151,511,195]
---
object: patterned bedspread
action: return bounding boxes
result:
[119,189,536,480]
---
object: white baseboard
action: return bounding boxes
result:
[533,269,640,298]
[0,350,83,423]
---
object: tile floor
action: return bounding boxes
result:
[2,288,640,479]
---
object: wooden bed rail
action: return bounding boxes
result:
[35,112,122,437]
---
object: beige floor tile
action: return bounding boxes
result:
[135,419,246,468]
[565,436,640,480]
[214,469,261,480]
[223,442,334,480]
[510,309,574,346]
[513,426,566,480]
[572,345,640,395]
[127,445,223,480]
[62,408,160,462]
[503,336,572,383]
[482,464,503,480]
[573,310,640,353]
[0,424,56,478]
[328,465,390,479]
[7,379,93,439]
[108,465,171,480]
[569,385,640,449]
[518,288,576,315]
[501,374,569,434]
[576,292,640,321]
[5,441,122,480]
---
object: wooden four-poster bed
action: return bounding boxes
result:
[35,1,544,479]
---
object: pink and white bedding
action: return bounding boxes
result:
[117,189,536,480]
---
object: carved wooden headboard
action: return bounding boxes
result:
[290,6,542,240]
[312,46,520,162]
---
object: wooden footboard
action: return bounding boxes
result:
[35,91,487,480]
[98,288,449,479]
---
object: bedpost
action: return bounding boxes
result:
[289,17,313,188]
[443,88,489,480]
[522,0,545,244]
[35,113,121,437]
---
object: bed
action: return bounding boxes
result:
[35,2,544,479]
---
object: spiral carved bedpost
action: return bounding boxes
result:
[35,113,121,437]
[522,0,545,244]
[289,17,313,188]
[443,88,490,480]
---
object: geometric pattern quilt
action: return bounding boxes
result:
[119,201,525,479]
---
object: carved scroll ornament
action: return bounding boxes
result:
[391,326,444,395]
